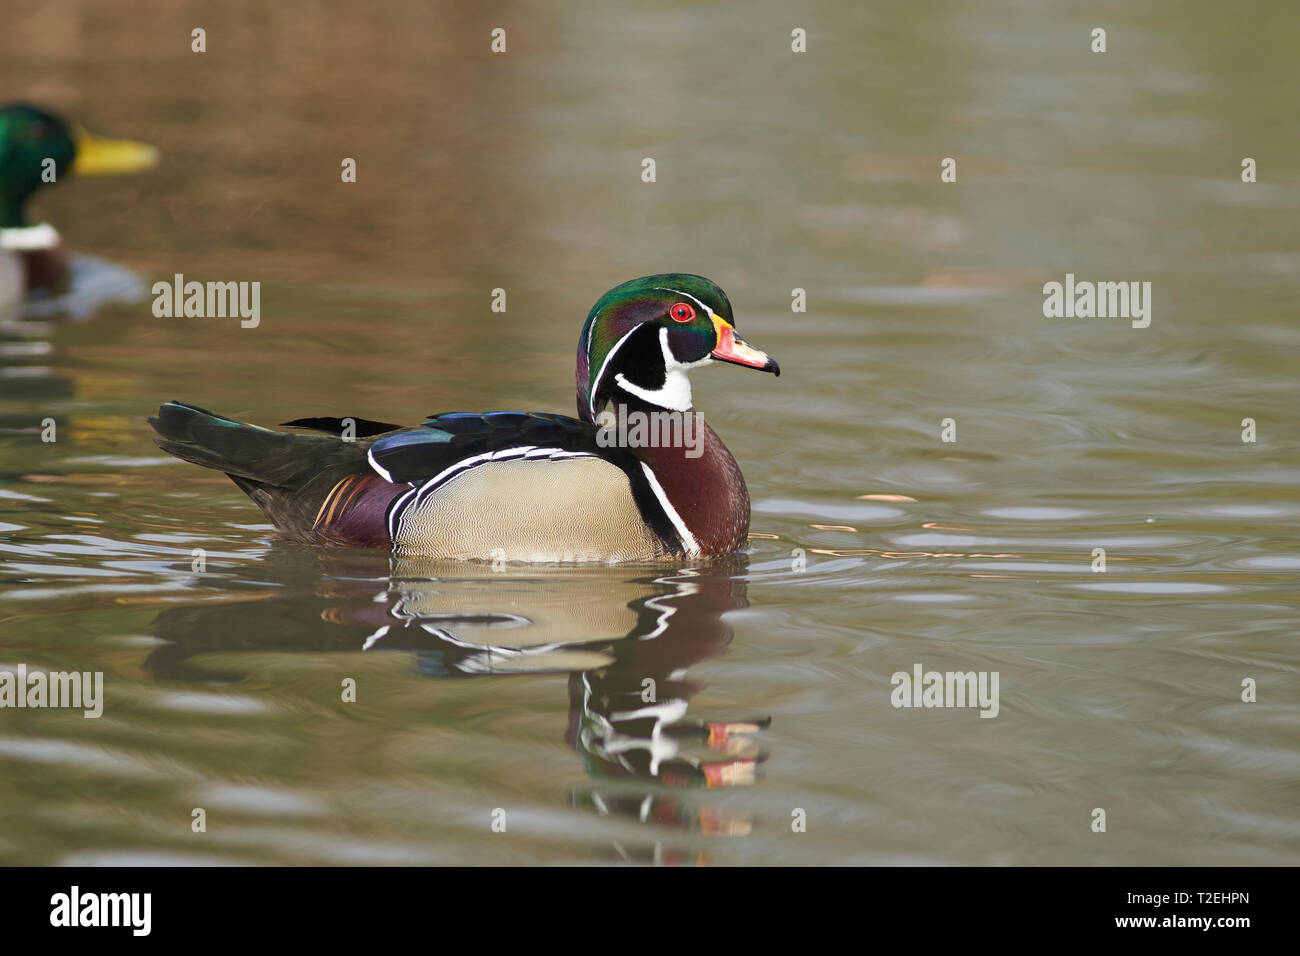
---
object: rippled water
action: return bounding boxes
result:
[1,1,1297,865]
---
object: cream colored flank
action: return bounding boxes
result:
[394,456,669,562]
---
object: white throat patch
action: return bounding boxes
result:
[0,223,60,251]
[614,326,710,412]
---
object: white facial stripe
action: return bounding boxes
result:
[652,287,711,316]
[654,286,725,367]
[588,322,643,419]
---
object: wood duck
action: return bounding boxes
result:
[0,103,159,308]
[151,274,780,562]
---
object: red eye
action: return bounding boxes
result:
[669,302,695,323]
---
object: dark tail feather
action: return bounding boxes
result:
[150,402,365,515]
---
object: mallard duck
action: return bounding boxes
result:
[151,274,780,561]
[0,102,158,307]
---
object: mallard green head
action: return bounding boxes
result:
[577,273,779,422]
[0,103,159,228]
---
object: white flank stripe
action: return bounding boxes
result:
[386,483,421,539]
[639,462,700,556]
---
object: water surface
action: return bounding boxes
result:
[0,1,1297,865]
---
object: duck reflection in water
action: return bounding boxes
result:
[148,551,766,859]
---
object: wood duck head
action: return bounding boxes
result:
[576,273,779,422]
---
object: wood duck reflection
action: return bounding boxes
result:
[148,552,766,852]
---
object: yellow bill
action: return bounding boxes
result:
[71,127,160,176]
